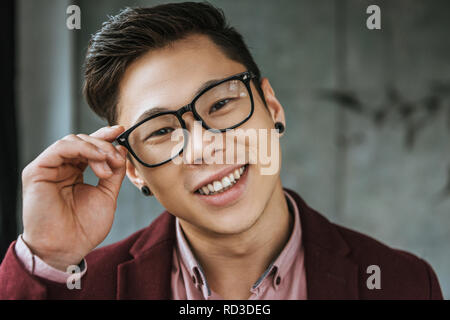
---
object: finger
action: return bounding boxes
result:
[115,145,128,159]
[76,134,125,168]
[66,157,88,171]
[34,136,108,169]
[88,159,115,180]
[96,146,127,200]
[89,125,125,142]
[24,137,109,183]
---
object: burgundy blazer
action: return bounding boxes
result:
[0,188,443,299]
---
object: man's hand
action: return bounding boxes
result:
[21,126,128,271]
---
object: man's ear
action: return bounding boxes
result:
[260,77,286,127]
[125,157,146,190]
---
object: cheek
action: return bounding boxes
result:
[142,165,183,199]
[245,108,282,177]
[248,100,274,130]
[145,166,194,219]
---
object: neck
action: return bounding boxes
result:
[179,180,292,299]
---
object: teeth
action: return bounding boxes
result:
[201,186,210,195]
[213,181,223,192]
[222,176,231,188]
[197,165,247,195]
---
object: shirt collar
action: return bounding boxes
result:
[268,190,302,288]
[175,189,303,297]
[175,217,211,298]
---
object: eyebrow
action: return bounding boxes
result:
[133,77,224,125]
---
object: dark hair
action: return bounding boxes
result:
[83,1,266,125]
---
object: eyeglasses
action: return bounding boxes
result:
[116,71,256,167]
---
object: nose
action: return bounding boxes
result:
[181,112,205,165]
[181,113,224,165]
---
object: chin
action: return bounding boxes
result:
[201,199,264,236]
[205,213,260,235]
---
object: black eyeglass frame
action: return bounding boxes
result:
[116,70,256,168]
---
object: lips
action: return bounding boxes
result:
[194,163,250,207]
[196,165,248,195]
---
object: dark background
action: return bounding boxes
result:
[2,0,449,298]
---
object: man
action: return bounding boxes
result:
[0,2,443,299]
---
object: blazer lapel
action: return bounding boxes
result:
[285,188,360,299]
[116,212,176,299]
[304,243,359,299]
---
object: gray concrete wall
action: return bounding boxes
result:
[17,0,450,298]
[16,0,77,229]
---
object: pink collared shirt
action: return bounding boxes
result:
[170,191,307,300]
[14,191,307,299]
[14,234,87,283]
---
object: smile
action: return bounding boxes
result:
[195,164,248,196]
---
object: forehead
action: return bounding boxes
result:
[117,34,246,127]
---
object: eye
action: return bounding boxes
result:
[147,127,174,139]
[209,99,231,114]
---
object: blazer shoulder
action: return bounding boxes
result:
[84,225,146,270]
[334,222,423,265]
[85,211,174,268]
[332,222,443,299]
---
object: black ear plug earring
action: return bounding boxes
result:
[274,122,285,134]
[141,185,152,196]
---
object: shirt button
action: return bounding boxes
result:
[276,276,281,285]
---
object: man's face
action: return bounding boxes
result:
[117,34,284,235]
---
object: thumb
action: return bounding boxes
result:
[116,145,128,159]
[96,145,127,200]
